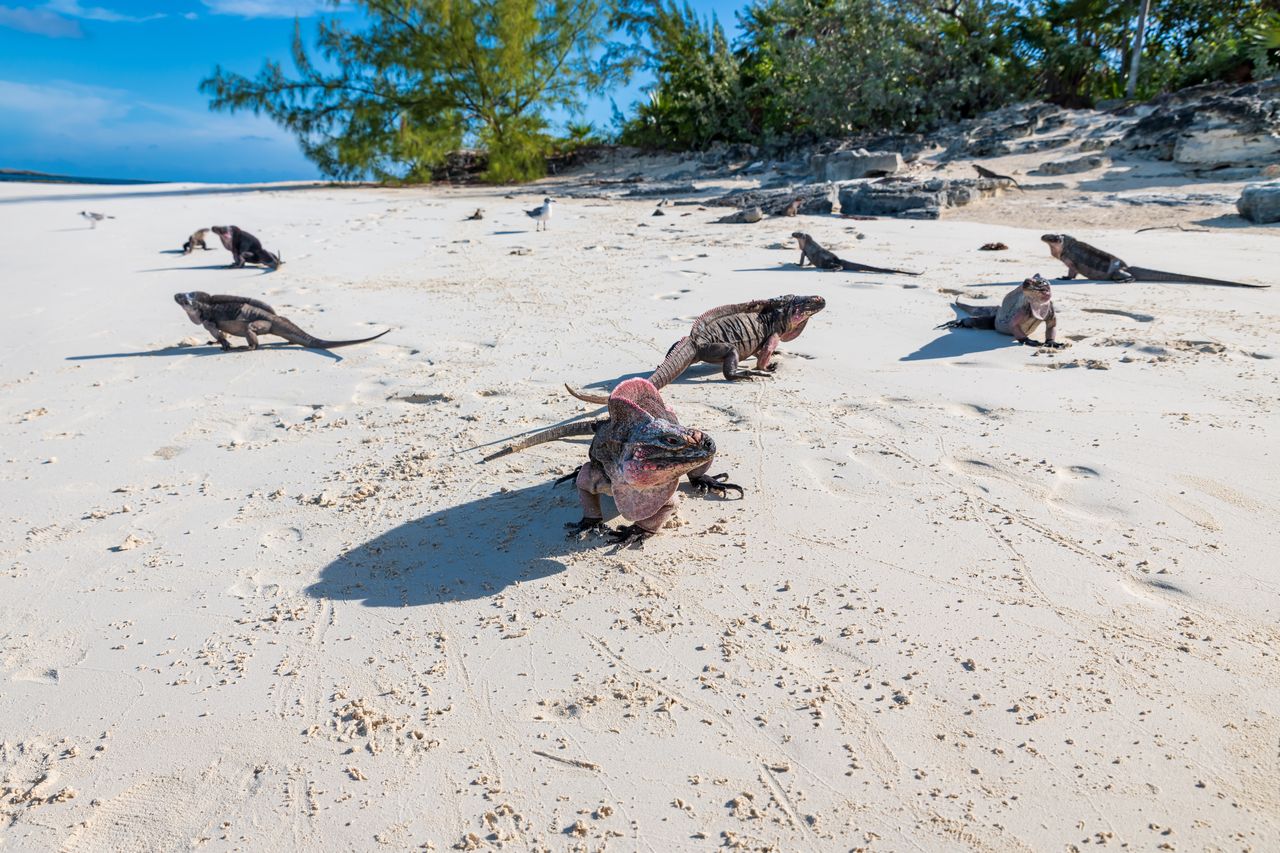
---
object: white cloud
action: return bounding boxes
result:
[43,0,164,22]
[0,78,315,180]
[201,0,334,18]
[0,5,82,37]
[0,78,298,154]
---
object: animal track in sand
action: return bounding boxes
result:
[152,445,182,460]
[652,289,691,301]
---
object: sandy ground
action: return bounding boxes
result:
[0,165,1278,852]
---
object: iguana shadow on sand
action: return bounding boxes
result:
[306,482,579,606]
[67,343,343,362]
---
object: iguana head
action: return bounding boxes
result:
[772,294,826,341]
[1040,233,1070,258]
[174,291,210,323]
[1021,275,1053,317]
[608,379,715,488]
[790,231,811,246]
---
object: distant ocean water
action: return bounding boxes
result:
[0,170,158,186]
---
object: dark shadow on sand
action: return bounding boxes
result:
[140,264,276,274]
[67,343,342,362]
[565,363,757,401]
[901,329,1017,361]
[490,229,530,235]
[306,481,583,606]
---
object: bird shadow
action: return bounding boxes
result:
[66,343,342,362]
[305,481,583,606]
[491,229,530,235]
[901,329,1019,361]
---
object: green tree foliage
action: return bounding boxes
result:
[1017,0,1277,106]
[741,0,1027,141]
[617,0,1278,152]
[201,0,634,183]
[613,1,750,149]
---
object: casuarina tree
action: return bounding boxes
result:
[201,0,635,182]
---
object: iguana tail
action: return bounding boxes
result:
[838,258,922,276]
[1126,266,1268,289]
[565,332,705,405]
[273,317,391,348]
[565,384,610,405]
[647,335,699,389]
[481,419,606,462]
[935,302,997,330]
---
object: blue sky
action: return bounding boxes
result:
[0,0,745,182]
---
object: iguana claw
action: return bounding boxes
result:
[564,517,605,538]
[690,473,744,497]
[605,524,653,547]
[727,370,774,380]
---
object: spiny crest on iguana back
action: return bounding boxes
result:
[607,377,677,432]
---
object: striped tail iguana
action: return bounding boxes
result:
[792,232,920,275]
[935,274,1065,348]
[482,378,743,546]
[173,292,389,350]
[1041,234,1267,288]
[565,294,826,405]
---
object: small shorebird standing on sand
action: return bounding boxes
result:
[80,211,114,228]
[525,197,553,231]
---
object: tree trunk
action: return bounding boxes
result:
[1125,0,1152,101]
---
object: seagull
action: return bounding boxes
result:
[80,211,114,229]
[525,197,553,231]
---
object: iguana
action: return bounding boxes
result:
[182,228,211,254]
[482,378,743,545]
[1041,233,1267,288]
[715,206,764,224]
[792,232,920,275]
[173,292,389,351]
[973,163,1024,191]
[565,294,826,405]
[935,274,1065,348]
[212,225,282,269]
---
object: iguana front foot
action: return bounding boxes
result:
[605,524,653,547]
[1016,337,1043,347]
[727,370,774,380]
[690,473,745,498]
[565,517,606,538]
[1042,341,1068,350]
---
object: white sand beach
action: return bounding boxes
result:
[1,161,1277,851]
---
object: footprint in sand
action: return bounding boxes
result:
[258,526,303,550]
[653,289,692,300]
[942,402,1001,420]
